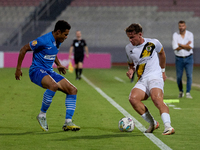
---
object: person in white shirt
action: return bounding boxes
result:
[172,20,194,99]
[125,23,175,135]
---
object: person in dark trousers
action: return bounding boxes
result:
[69,31,89,80]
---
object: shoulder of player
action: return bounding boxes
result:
[38,32,53,43]
[145,38,160,44]
[33,32,55,48]
[125,42,134,50]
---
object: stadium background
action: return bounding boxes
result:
[0,0,200,65]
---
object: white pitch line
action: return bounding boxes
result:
[174,108,181,110]
[82,75,172,150]
[114,76,126,83]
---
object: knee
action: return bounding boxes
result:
[129,95,138,106]
[69,86,78,95]
[152,97,166,109]
[153,100,162,109]
[49,83,59,92]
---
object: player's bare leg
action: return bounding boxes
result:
[129,88,147,115]
[129,88,159,133]
[57,78,77,95]
[58,78,80,131]
[151,88,175,135]
[41,75,59,91]
[37,75,58,131]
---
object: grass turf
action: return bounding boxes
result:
[0,66,200,150]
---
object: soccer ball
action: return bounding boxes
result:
[118,117,135,132]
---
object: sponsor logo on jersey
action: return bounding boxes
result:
[140,42,155,58]
[44,54,56,60]
[137,42,155,80]
[32,40,37,46]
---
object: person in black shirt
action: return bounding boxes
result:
[69,31,89,80]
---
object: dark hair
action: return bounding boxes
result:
[178,20,186,24]
[54,20,71,32]
[125,23,143,34]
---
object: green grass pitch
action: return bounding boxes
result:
[0,66,200,150]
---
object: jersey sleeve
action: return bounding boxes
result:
[83,39,87,46]
[29,37,45,51]
[125,45,133,64]
[154,39,163,53]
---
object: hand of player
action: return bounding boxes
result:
[57,65,67,75]
[126,69,134,79]
[162,72,167,81]
[15,69,22,80]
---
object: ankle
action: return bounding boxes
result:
[39,111,46,118]
[65,119,72,123]
[164,122,171,128]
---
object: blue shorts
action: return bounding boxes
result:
[29,68,64,87]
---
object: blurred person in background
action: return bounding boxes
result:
[69,31,89,80]
[15,20,80,132]
[125,23,175,135]
[172,20,194,99]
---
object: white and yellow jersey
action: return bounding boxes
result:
[125,38,163,81]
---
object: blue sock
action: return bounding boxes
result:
[41,89,55,113]
[65,95,77,119]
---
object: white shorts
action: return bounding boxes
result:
[133,77,164,96]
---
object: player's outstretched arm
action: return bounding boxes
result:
[15,44,32,80]
[55,56,67,75]
[158,48,166,81]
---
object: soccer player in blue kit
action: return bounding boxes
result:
[15,20,80,132]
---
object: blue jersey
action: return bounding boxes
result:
[29,32,61,71]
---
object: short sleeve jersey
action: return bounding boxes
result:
[72,39,87,55]
[29,32,61,71]
[125,38,163,80]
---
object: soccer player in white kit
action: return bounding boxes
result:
[125,23,175,135]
